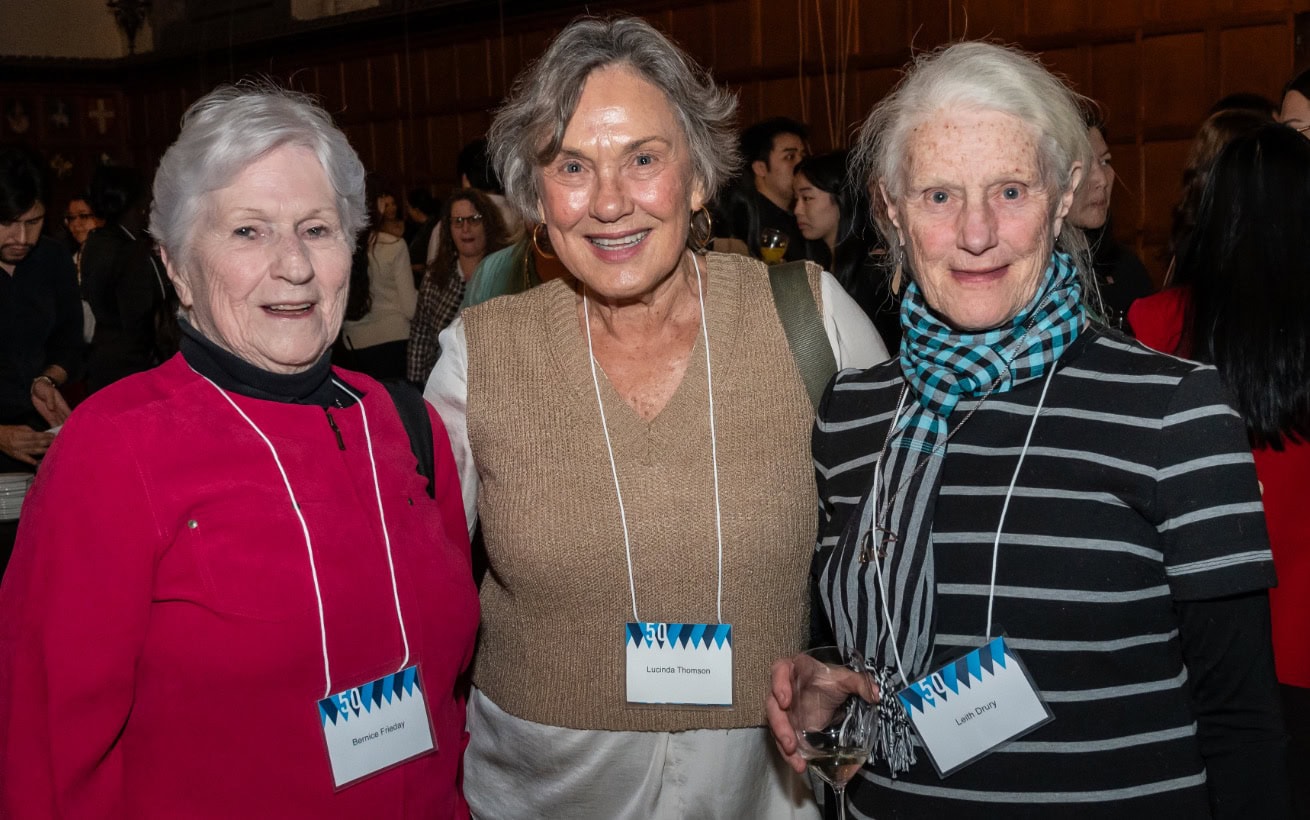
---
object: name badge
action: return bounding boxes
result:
[896,636,1052,778]
[625,621,733,706]
[317,664,436,788]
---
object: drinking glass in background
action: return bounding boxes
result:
[760,227,788,264]
[787,646,877,820]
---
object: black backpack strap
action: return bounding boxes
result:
[382,380,435,499]
[768,261,839,410]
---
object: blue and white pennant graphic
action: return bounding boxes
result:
[897,635,1008,714]
[625,622,732,650]
[318,666,423,727]
[896,635,1053,777]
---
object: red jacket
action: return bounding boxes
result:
[1129,289,1310,688]
[0,354,478,817]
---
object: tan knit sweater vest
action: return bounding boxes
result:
[465,253,820,731]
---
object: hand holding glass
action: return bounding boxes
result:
[787,647,878,820]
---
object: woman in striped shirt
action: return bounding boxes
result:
[768,41,1289,819]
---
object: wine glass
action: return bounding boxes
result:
[760,227,789,264]
[788,646,877,820]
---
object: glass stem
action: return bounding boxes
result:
[834,785,847,820]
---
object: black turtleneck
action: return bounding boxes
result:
[178,319,361,408]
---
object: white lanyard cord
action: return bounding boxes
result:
[582,251,725,624]
[868,364,1057,685]
[199,373,410,698]
[332,378,411,672]
[984,364,1057,641]
[694,253,726,624]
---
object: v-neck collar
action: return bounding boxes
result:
[543,253,744,448]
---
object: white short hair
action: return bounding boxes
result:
[150,83,368,266]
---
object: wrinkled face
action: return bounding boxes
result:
[793,172,840,250]
[65,198,103,246]
[1068,127,1113,230]
[0,203,44,273]
[449,198,487,260]
[886,108,1079,331]
[1279,90,1310,137]
[754,133,806,205]
[166,143,352,374]
[537,64,704,303]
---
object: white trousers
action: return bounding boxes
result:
[464,688,821,820]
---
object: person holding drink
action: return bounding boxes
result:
[768,41,1290,818]
[425,15,886,819]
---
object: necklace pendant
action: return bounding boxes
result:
[876,529,896,560]
[858,530,895,563]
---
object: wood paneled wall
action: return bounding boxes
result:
[5,0,1308,282]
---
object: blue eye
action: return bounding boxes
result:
[1002,186,1021,200]
[233,226,257,239]
[635,154,653,166]
[563,161,583,174]
[930,191,948,204]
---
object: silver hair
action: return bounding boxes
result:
[150,82,368,265]
[488,16,739,222]
[853,41,1099,312]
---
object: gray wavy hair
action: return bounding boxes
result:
[488,16,739,221]
[853,41,1096,302]
[150,83,368,266]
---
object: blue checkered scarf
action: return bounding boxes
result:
[897,251,1085,448]
[831,251,1084,775]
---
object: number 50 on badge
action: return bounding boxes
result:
[624,621,733,707]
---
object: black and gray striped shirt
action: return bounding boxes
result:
[813,330,1281,818]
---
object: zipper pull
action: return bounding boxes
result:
[324,408,346,450]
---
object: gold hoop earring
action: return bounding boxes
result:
[531,223,556,260]
[688,206,713,252]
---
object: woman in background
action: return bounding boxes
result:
[1065,113,1152,330]
[1128,107,1270,349]
[64,195,103,271]
[407,188,510,385]
[792,150,899,347]
[1136,123,1310,817]
[1277,66,1310,134]
[341,176,417,379]
[64,196,103,344]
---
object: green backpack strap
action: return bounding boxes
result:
[768,261,838,410]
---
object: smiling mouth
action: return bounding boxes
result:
[588,230,649,250]
[264,303,314,315]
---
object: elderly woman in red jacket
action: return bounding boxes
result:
[0,85,478,818]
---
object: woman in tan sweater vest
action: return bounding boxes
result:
[425,17,886,819]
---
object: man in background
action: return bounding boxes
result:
[715,117,809,260]
[0,147,83,570]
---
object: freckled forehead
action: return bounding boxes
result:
[905,108,1041,184]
